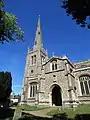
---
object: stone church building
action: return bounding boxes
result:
[21,16,90,107]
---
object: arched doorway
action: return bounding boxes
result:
[52,85,62,106]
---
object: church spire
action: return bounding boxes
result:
[33,15,43,50]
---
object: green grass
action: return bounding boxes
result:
[21,105,48,111]
[47,104,90,119]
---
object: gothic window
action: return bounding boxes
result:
[33,55,36,64]
[31,56,33,65]
[31,55,36,65]
[51,60,57,71]
[52,64,54,70]
[79,75,90,95]
[30,82,37,98]
[55,63,57,70]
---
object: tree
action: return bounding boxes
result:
[0,0,24,43]
[0,72,12,103]
[62,0,90,29]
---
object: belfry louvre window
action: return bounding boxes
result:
[31,55,36,65]
[30,82,37,98]
[33,55,36,64]
[31,56,33,65]
[79,75,90,95]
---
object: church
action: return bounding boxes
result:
[21,16,90,107]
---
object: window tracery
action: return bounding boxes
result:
[51,60,57,71]
[79,75,90,95]
[29,82,37,98]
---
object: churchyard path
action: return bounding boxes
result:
[23,107,57,118]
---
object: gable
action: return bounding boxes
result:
[43,56,65,73]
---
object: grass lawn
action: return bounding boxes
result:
[21,105,48,111]
[47,104,90,119]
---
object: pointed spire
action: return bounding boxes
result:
[33,15,43,50]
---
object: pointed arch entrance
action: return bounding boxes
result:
[50,84,62,106]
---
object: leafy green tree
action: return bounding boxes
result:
[62,0,90,29]
[0,0,24,43]
[0,72,12,102]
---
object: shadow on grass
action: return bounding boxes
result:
[0,108,15,119]
[0,109,90,120]
[19,112,90,120]
[75,114,90,120]
[19,112,72,120]
[53,113,72,120]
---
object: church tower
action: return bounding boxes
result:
[21,16,48,104]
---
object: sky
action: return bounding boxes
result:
[1,0,90,94]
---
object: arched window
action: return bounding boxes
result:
[79,75,90,95]
[51,60,57,71]
[29,82,37,98]
[55,64,57,70]
[31,55,36,65]
[52,64,54,70]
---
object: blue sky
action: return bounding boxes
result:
[1,0,90,94]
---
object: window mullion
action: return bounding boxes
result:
[88,80,90,94]
[84,80,89,95]
[34,85,36,96]
[30,83,37,98]
[32,85,33,97]
[80,76,90,96]
[83,81,86,95]
[33,85,34,97]
[88,80,90,93]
